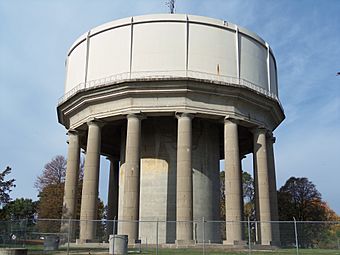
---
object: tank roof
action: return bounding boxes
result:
[68,14,270,56]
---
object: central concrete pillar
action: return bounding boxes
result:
[253,127,272,245]
[106,157,119,237]
[224,118,243,245]
[266,132,280,246]
[79,120,102,242]
[61,130,80,237]
[120,114,141,243]
[176,113,193,243]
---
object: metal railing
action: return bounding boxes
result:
[58,70,281,107]
[1,219,339,254]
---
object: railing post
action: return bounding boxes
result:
[24,218,28,248]
[67,218,71,255]
[202,217,205,255]
[156,219,159,255]
[293,217,299,255]
[248,217,251,255]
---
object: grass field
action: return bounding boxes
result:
[1,245,339,255]
[135,248,340,255]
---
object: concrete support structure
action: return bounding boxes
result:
[176,113,193,243]
[79,120,102,242]
[61,130,80,237]
[106,157,119,237]
[267,132,280,245]
[224,118,243,244]
[57,14,285,246]
[253,128,272,245]
[119,114,142,243]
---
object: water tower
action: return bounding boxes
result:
[57,14,284,245]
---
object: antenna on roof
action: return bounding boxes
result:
[166,0,175,14]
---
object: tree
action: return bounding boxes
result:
[0,166,16,207]
[34,155,66,192]
[242,172,255,220]
[220,171,255,219]
[0,198,37,221]
[278,177,325,221]
[35,155,105,236]
[277,176,337,247]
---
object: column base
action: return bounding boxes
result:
[175,240,196,246]
[223,240,247,246]
[76,239,98,244]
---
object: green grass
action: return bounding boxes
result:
[1,245,339,255]
[133,248,340,255]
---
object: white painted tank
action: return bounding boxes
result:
[63,14,279,103]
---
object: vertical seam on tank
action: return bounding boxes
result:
[64,57,69,93]
[185,15,189,76]
[129,17,134,79]
[235,26,240,83]
[266,42,271,93]
[84,30,91,88]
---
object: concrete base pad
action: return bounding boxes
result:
[223,240,248,245]
[175,240,196,246]
[0,248,27,255]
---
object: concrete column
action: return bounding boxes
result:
[253,127,272,245]
[79,120,103,242]
[266,132,280,245]
[61,130,80,237]
[176,113,193,243]
[120,114,141,243]
[106,157,119,237]
[224,118,243,244]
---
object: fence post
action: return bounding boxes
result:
[293,217,299,255]
[254,220,258,243]
[113,217,116,235]
[24,218,28,248]
[248,217,251,255]
[156,219,159,255]
[202,217,205,255]
[67,218,71,255]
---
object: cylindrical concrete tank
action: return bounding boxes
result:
[61,14,279,104]
[58,14,284,246]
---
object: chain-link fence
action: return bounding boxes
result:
[0,219,339,254]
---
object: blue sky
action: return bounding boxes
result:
[1,0,339,214]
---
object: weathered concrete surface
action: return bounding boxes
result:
[119,114,141,244]
[61,130,80,237]
[176,113,193,243]
[79,120,102,241]
[192,119,220,243]
[106,158,119,236]
[224,119,243,244]
[266,132,280,246]
[253,128,272,245]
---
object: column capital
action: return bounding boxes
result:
[266,131,276,143]
[66,129,79,136]
[87,118,105,128]
[66,129,80,145]
[106,155,119,162]
[126,113,145,120]
[175,112,194,119]
[224,116,238,124]
[250,126,268,135]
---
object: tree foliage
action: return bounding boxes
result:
[220,171,255,220]
[35,155,105,235]
[242,172,255,220]
[278,176,338,248]
[0,198,37,221]
[34,155,66,192]
[278,177,326,221]
[0,166,16,207]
